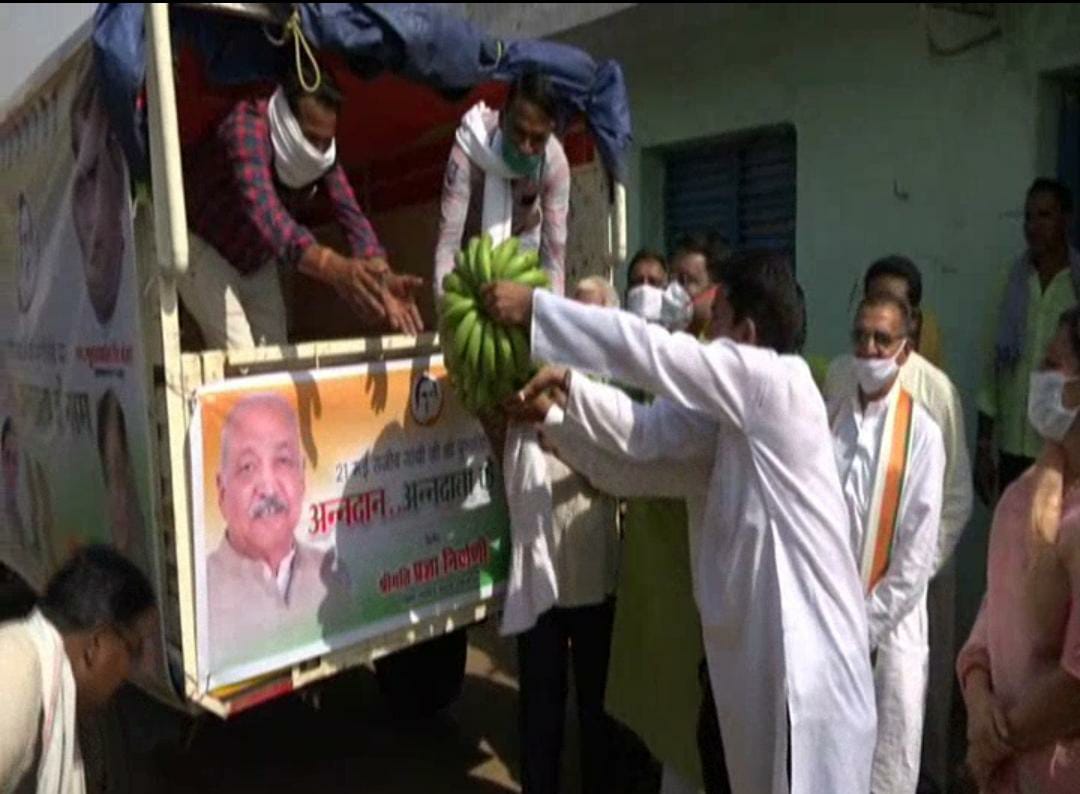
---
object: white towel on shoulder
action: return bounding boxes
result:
[454,102,517,245]
[25,609,85,794]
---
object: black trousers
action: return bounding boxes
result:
[999,452,1036,494]
[517,599,616,794]
[698,659,791,793]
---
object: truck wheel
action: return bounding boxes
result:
[374,628,468,717]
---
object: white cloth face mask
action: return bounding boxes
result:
[267,87,337,189]
[626,284,664,323]
[660,281,694,331]
[1028,370,1080,442]
[854,344,903,394]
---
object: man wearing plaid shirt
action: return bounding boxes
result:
[182,69,423,350]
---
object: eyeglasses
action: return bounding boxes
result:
[850,329,904,350]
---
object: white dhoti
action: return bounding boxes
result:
[872,602,930,792]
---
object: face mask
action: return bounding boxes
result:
[854,343,904,395]
[1028,370,1080,442]
[626,285,664,323]
[660,281,694,331]
[501,133,543,178]
[267,88,337,189]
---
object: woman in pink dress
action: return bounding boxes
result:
[958,305,1080,792]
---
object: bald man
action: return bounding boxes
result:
[206,394,349,671]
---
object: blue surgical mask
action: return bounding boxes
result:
[501,134,543,178]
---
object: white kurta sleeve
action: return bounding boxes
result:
[531,290,764,429]
[541,404,711,499]
[564,374,718,464]
[866,412,947,649]
[934,379,974,571]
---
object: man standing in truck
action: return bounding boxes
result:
[181,68,424,350]
[434,70,570,299]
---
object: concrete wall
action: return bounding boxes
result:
[559,3,1080,369]
[552,2,1080,639]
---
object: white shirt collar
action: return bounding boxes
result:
[266,546,297,598]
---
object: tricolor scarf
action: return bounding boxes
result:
[860,388,916,592]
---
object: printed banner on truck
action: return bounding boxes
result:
[190,357,510,688]
[0,49,160,616]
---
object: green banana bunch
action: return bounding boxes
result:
[438,233,550,413]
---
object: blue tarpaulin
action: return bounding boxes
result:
[91,3,632,182]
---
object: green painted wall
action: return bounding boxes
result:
[558,1,1080,648]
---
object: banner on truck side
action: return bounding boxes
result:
[0,49,161,632]
[189,357,510,688]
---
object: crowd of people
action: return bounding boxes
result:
[424,66,1080,794]
[472,172,1080,794]
[6,57,1080,794]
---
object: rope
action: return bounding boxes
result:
[264,8,322,93]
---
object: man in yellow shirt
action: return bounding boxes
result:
[976,179,1080,504]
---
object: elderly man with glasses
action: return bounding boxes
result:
[825,292,947,794]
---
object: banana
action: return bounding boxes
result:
[441,294,476,325]
[508,326,530,383]
[472,378,491,412]
[443,270,468,296]
[465,237,481,271]
[500,251,533,281]
[464,315,485,386]
[453,310,479,372]
[441,288,472,311]
[492,237,520,278]
[452,250,474,288]
[514,268,551,289]
[492,326,516,400]
[481,320,497,389]
[477,234,494,284]
[441,234,542,413]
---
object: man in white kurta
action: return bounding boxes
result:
[485,252,876,794]
[827,295,946,793]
